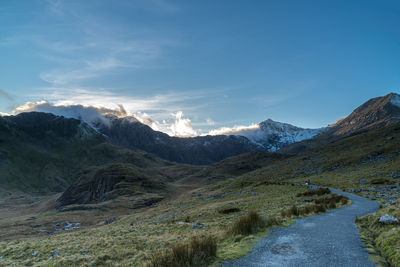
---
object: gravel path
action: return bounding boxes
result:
[221,188,380,267]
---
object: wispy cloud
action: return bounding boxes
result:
[0,89,14,101]
[0,0,179,89]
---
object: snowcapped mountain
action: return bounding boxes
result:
[210,119,325,151]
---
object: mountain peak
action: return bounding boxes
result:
[325,92,400,138]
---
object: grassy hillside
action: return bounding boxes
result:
[0,113,172,194]
[0,122,399,266]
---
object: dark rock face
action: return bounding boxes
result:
[6,112,83,139]
[96,116,262,165]
[57,163,166,207]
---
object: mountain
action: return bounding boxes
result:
[326,92,400,137]
[214,119,325,151]
[93,116,262,165]
[0,112,169,193]
[281,92,400,153]
[57,163,169,207]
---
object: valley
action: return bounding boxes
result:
[0,93,400,266]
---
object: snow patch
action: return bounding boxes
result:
[208,119,325,151]
[390,93,400,108]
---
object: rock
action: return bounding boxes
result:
[49,251,61,258]
[379,214,399,225]
[81,250,88,255]
[191,221,208,230]
[390,171,400,179]
[104,217,117,225]
[175,221,189,225]
[64,222,80,231]
[360,179,368,185]
[384,200,396,207]
[387,136,394,141]
[0,256,4,259]
[26,217,37,221]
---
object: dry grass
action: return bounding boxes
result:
[226,211,280,236]
[281,193,348,217]
[296,188,331,197]
[149,235,217,267]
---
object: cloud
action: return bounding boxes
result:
[0,89,13,101]
[13,101,198,137]
[169,111,197,137]
[208,124,260,136]
[13,101,120,127]
[206,118,215,126]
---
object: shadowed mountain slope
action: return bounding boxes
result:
[0,112,169,193]
[95,116,262,165]
[281,92,400,154]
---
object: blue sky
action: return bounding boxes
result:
[0,0,399,134]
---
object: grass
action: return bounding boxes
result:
[0,183,306,266]
[281,192,349,218]
[1,122,400,266]
[296,187,331,197]
[356,201,400,267]
[226,211,271,236]
[149,235,217,267]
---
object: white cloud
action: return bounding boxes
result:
[169,111,197,137]
[12,100,198,137]
[208,124,260,136]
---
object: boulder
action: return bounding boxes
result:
[379,214,399,225]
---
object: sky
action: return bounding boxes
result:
[0,0,399,135]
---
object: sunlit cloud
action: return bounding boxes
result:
[208,124,260,136]
[169,111,197,137]
[12,90,201,137]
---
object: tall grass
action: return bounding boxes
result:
[296,188,331,197]
[226,211,280,236]
[149,235,217,267]
[281,194,349,217]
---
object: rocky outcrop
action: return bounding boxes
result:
[57,163,167,207]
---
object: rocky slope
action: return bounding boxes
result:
[0,112,169,193]
[216,119,325,151]
[57,163,168,207]
[327,92,400,137]
[281,92,400,153]
[94,116,262,165]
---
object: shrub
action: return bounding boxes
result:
[314,204,326,213]
[227,211,267,236]
[370,178,394,185]
[328,201,336,209]
[296,188,331,197]
[218,207,241,214]
[149,235,217,267]
[281,205,300,217]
